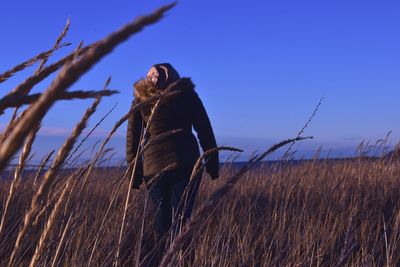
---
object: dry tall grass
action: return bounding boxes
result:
[1,158,400,266]
[1,2,399,267]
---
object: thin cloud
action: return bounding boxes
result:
[37,126,124,137]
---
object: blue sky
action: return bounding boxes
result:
[1,0,400,161]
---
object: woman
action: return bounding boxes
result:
[126,63,219,261]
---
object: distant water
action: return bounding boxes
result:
[1,157,382,181]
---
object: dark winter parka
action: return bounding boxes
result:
[126,76,219,189]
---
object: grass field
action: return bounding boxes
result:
[1,3,400,267]
[1,158,400,266]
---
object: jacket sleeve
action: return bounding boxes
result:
[126,99,144,189]
[192,91,219,179]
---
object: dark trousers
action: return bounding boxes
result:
[146,168,202,265]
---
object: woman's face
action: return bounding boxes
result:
[146,67,159,86]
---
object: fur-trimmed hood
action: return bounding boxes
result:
[133,77,195,101]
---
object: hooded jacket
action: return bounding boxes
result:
[126,76,219,189]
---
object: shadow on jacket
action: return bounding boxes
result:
[126,77,219,189]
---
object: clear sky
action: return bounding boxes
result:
[1,0,400,161]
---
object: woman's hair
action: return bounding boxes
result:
[134,63,181,101]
